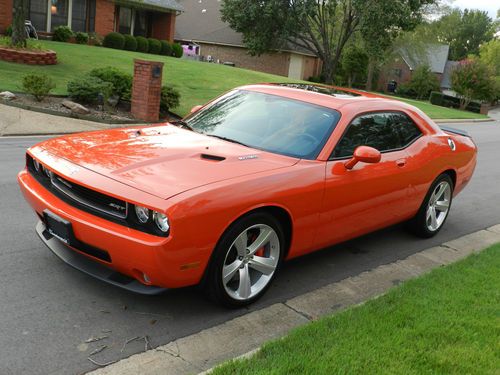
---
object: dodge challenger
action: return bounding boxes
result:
[18,84,477,306]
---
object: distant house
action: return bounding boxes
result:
[378,44,456,93]
[0,0,182,42]
[174,0,322,80]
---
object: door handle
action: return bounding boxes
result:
[396,159,406,167]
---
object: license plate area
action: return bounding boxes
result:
[43,210,74,245]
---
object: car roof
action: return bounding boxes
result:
[237,83,410,112]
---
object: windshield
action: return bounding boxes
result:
[184,90,340,159]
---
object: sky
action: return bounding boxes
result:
[451,0,498,18]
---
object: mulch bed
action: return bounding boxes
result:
[2,93,175,124]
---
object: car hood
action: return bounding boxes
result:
[38,124,299,199]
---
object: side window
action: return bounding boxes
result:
[331,112,422,158]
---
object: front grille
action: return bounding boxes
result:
[26,154,169,237]
[51,174,128,219]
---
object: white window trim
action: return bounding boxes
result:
[45,0,73,32]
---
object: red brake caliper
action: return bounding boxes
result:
[251,233,265,257]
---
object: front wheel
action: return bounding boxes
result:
[409,174,454,238]
[205,212,284,307]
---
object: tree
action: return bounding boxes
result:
[359,0,435,90]
[407,65,440,99]
[416,8,495,60]
[479,40,500,101]
[341,44,368,87]
[221,0,433,84]
[451,59,495,109]
[11,0,28,47]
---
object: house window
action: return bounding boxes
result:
[71,0,87,32]
[393,68,402,78]
[29,0,48,31]
[134,10,149,37]
[118,7,133,34]
[29,0,94,33]
[50,0,69,31]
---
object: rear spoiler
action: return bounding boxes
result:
[439,125,470,138]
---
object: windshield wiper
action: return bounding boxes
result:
[207,134,249,147]
[170,120,194,131]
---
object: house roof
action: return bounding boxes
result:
[115,0,184,13]
[400,44,450,74]
[441,60,459,89]
[174,0,316,56]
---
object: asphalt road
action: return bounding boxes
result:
[1,119,499,375]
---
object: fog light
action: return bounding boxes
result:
[153,212,170,233]
[143,272,151,283]
[134,205,150,223]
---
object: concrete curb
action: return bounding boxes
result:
[433,118,494,123]
[87,225,500,375]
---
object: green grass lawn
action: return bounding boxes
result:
[0,41,488,119]
[0,41,302,116]
[212,244,500,375]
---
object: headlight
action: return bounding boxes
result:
[153,212,170,233]
[134,205,150,223]
[33,159,41,172]
[42,165,52,178]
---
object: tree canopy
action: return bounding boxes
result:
[221,0,434,84]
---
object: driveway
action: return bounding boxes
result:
[0,118,499,374]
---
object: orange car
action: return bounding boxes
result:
[18,84,477,306]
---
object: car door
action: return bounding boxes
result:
[315,111,423,248]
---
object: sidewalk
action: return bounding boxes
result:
[0,103,132,136]
[88,225,500,375]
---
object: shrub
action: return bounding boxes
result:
[171,43,183,58]
[160,40,172,56]
[52,26,73,42]
[429,91,444,106]
[135,36,148,52]
[147,38,162,54]
[67,75,113,104]
[103,32,125,50]
[123,34,137,51]
[395,83,417,99]
[89,66,132,100]
[160,85,181,113]
[451,58,496,109]
[88,32,103,46]
[22,73,55,101]
[407,65,440,99]
[75,32,89,44]
[5,25,12,37]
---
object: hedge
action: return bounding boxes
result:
[429,91,482,113]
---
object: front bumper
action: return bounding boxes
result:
[36,220,167,295]
[18,169,208,291]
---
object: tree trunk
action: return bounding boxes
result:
[322,61,334,85]
[366,58,376,91]
[11,0,28,48]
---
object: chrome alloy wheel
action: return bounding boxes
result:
[426,181,452,232]
[222,224,280,301]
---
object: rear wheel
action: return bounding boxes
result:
[409,174,453,238]
[206,212,284,307]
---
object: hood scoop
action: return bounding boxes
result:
[200,153,226,162]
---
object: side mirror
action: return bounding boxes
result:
[190,105,203,114]
[344,146,381,170]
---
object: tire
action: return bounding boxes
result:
[205,212,285,308]
[409,173,454,238]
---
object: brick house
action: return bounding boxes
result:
[174,0,322,80]
[377,44,454,92]
[0,0,182,42]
